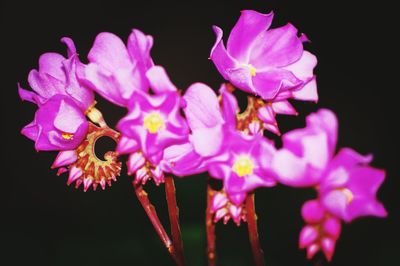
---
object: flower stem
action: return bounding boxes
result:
[245,193,265,266]
[206,183,217,266]
[165,176,185,266]
[133,183,181,265]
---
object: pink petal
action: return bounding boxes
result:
[127,29,154,69]
[299,225,319,248]
[227,10,274,62]
[191,125,223,157]
[292,77,318,102]
[88,32,132,71]
[258,105,276,124]
[323,217,341,239]
[321,237,336,262]
[146,66,177,93]
[210,26,237,80]
[127,152,146,175]
[250,23,303,68]
[61,37,77,57]
[284,51,317,80]
[306,244,320,259]
[38,52,66,81]
[67,166,83,185]
[271,100,297,115]
[117,136,139,154]
[183,83,224,130]
[52,150,78,168]
[301,200,325,224]
[211,193,228,211]
[53,99,86,133]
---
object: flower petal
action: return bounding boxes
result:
[227,10,274,62]
[249,23,303,68]
[88,32,132,71]
[146,66,177,93]
[210,26,237,80]
[183,83,224,130]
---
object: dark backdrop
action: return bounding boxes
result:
[1,0,398,265]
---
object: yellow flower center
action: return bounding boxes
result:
[239,63,257,77]
[143,112,165,134]
[340,188,354,204]
[232,156,254,177]
[62,133,74,140]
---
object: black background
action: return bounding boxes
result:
[1,0,399,265]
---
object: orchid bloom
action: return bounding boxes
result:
[80,29,154,107]
[210,10,318,134]
[271,109,387,260]
[117,66,189,185]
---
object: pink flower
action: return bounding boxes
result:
[80,29,154,107]
[271,109,387,260]
[21,95,88,151]
[208,130,276,205]
[210,10,318,134]
[19,37,94,111]
[161,83,235,177]
[116,66,189,184]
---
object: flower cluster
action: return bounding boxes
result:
[19,10,386,263]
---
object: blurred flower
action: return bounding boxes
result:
[271,109,387,260]
[80,29,154,107]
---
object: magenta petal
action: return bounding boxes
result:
[258,105,276,124]
[321,237,336,262]
[271,100,297,115]
[210,26,237,80]
[61,37,77,57]
[292,77,318,102]
[227,10,274,62]
[301,200,325,224]
[127,29,154,69]
[28,70,63,99]
[307,244,320,259]
[249,23,303,68]
[183,83,224,130]
[88,32,132,71]
[52,150,78,168]
[211,193,228,211]
[323,217,341,239]
[67,166,83,185]
[299,225,318,248]
[127,152,146,175]
[219,84,238,127]
[21,121,39,141]
[284,51,317,80]
[229,193,246,206]
[117,136,139,154]
[252,69,301,100]
[146,66,177,93]
[38,52,66,82]
[54,99,86,133]
[191,126,223,157]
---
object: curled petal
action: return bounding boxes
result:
[210,26,237,80]
[146,66,177,93]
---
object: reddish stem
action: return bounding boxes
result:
[133,183,181,265]
[245,193,265,266]
[206,184,217,266]
[165,176,185,266]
